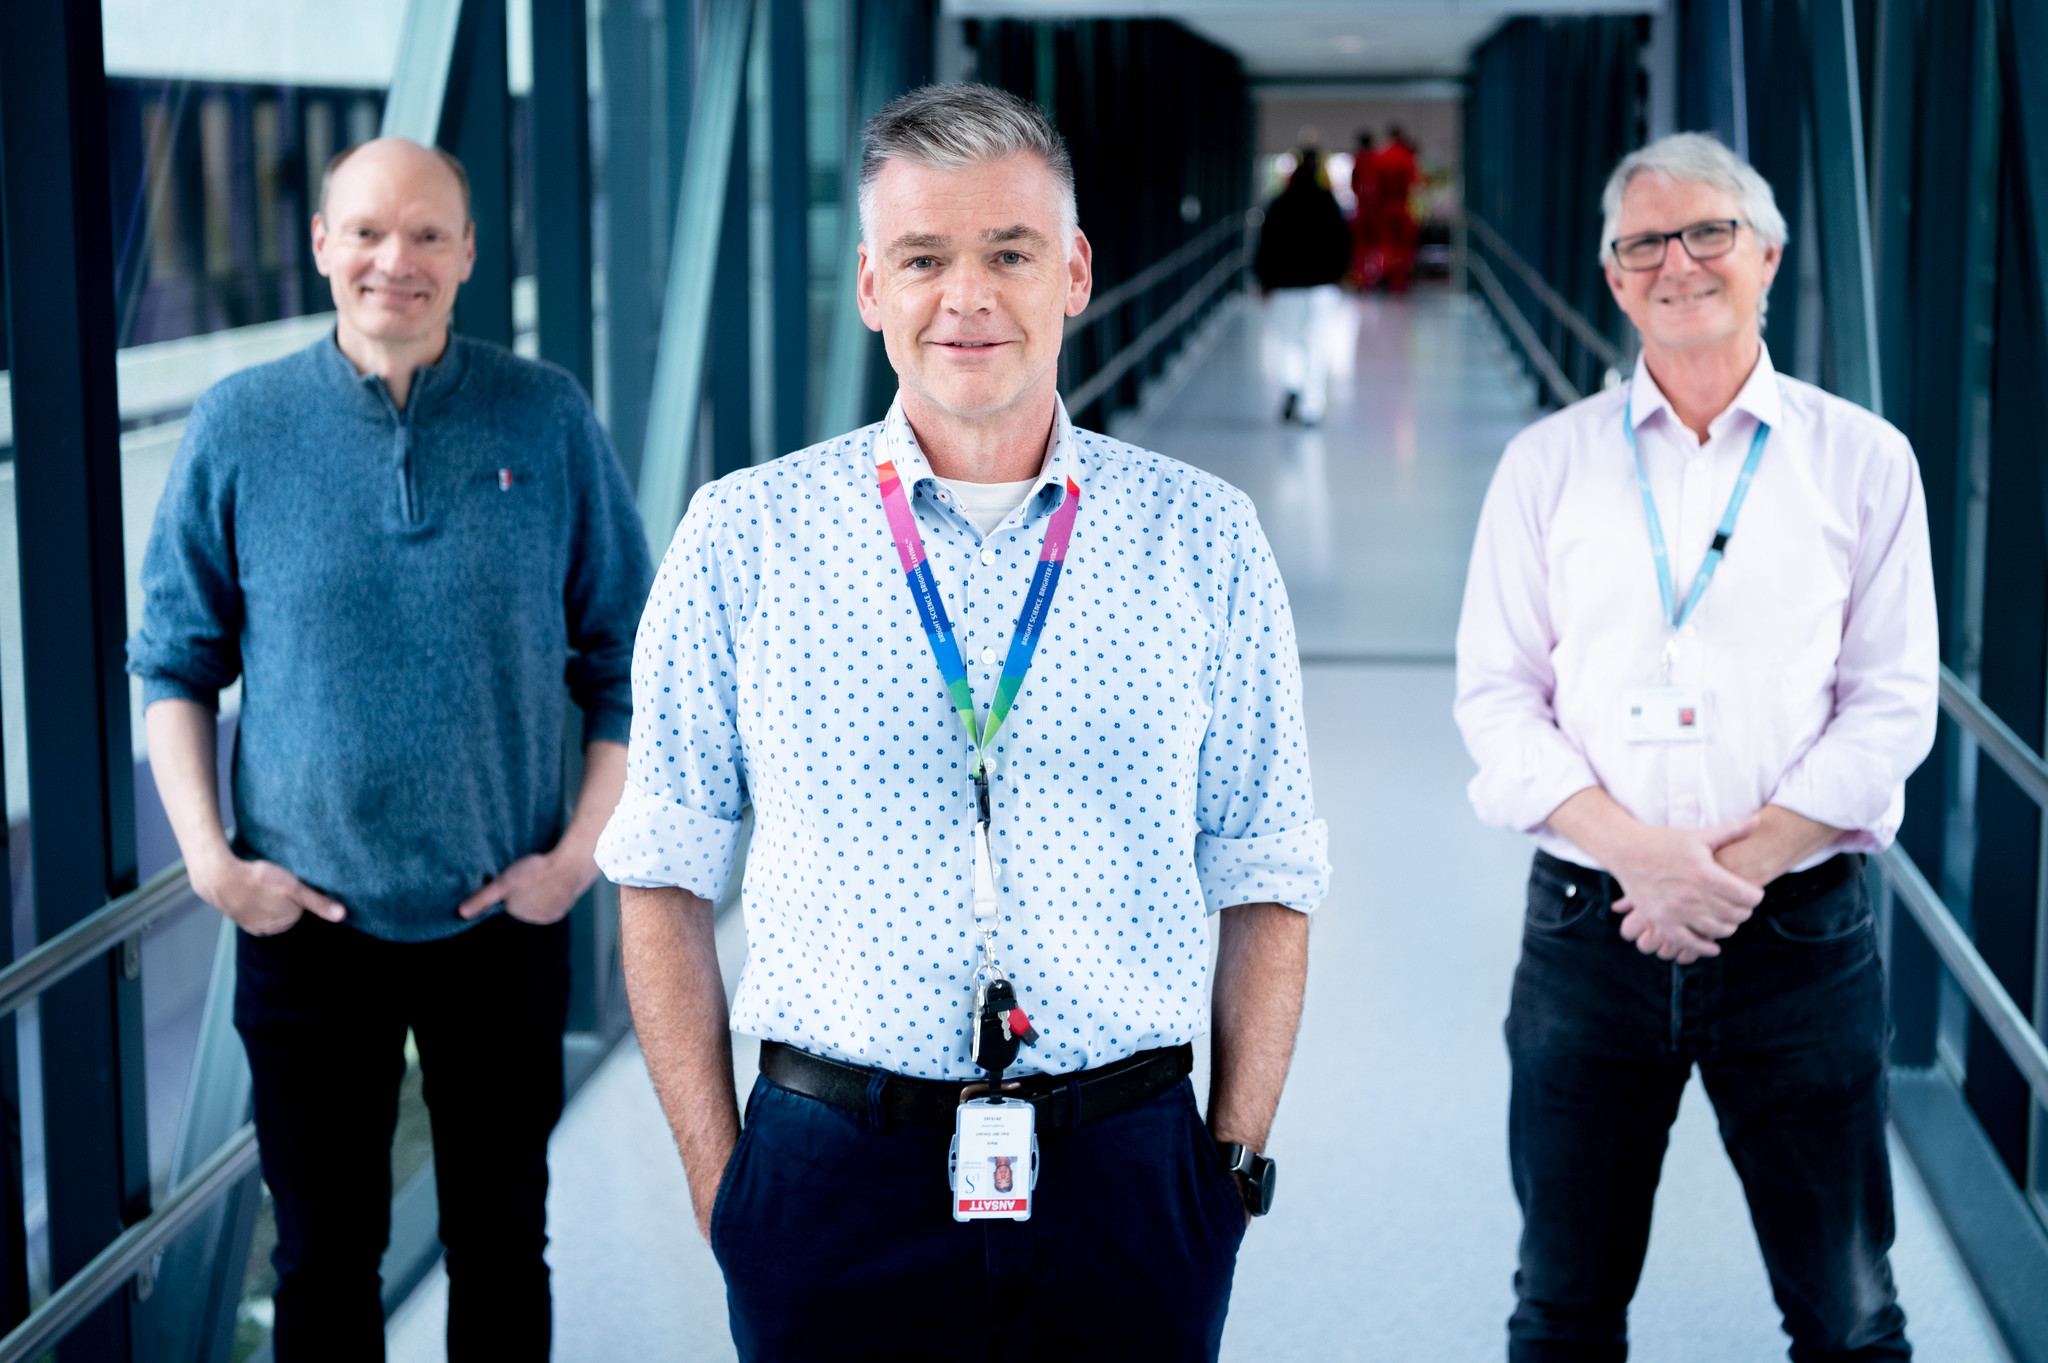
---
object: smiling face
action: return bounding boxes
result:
[312,139,475,352]
[1604,171,1780,358]
[856,153,1090,427]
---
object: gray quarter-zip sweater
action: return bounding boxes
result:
[127,332,652,941]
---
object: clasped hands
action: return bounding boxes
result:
[1606,817,1766,963]
[1548,789,1840,965]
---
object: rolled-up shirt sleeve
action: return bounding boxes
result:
[1768,431,1938,846]
[595,485,749,895]
[561,386,654,746]
[126,394,244,709]
[1192,492,1330,914]
[1454,437,1601,832]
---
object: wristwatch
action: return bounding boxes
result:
[1215,1141,1277,1216]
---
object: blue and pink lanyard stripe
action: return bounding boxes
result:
[874,458,1081,775]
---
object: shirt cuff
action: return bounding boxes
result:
[579,703,633,747]
[1768,744,1902,847]
[1467,734,1600,834]
[595,781,743,896]
[1195,821,1330,914]
[139,674,220,711]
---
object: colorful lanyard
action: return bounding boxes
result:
[877,446,1078,1001]
[1624,394,1770,633]
[874,457,1081,778]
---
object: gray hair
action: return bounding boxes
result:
[1598,132,1787,267]
[857,83,1078,253]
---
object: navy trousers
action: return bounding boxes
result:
[711,1072,1248,1362]
[234,911,570,1363]
[1505,852,1909,1361]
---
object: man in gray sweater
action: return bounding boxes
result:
[127,138,650,1362]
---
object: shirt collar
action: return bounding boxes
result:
[878,393,1079,502]
[314,327,469,419]
[1627,339,1783,438]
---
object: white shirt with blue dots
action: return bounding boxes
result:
[597,395,1330,1081]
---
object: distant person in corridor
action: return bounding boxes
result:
[1454,132,1936,1360]
[1367,127,1420,293]
[128,137,651,1362]
[1254,146,1351,426]
[1349,129,1380,287]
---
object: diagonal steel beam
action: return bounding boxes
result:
[639,0,757,555]
[381,0,466,143]
[1807,0,1884,414]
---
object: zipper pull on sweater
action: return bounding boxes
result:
[392,421,418,525]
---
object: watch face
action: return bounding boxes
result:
[1254,1158,1277,1215]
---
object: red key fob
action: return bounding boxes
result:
[1004,1007,1040,1046]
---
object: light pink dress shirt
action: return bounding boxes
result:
[1453,343,1938,872]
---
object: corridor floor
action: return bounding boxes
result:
[389,287,2011,1361]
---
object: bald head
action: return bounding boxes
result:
[319,137,471,224]
[311,135,476,360]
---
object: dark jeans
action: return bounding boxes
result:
[234,911,571,1363]
[1505,852,1909,1362]
[712,1072,1247,1362]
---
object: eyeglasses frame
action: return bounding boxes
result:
[1607,218,1751,272]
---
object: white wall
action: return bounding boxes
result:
[100,0,408,89]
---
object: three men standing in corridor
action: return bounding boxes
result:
[1457,132,1937,1360]
[122,73,1937,1363]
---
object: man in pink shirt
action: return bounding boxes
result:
[1455,133,1936,1361]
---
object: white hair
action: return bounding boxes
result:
[857,83,1079,256]
[1598,132,1787,267]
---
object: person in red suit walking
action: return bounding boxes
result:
[1349,130,1381,288]
[1372,127,1420,293]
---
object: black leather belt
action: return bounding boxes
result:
[759,1040,1193,1132]
[1534,848,1864,915]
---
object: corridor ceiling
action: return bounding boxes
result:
[942,2,1661,79]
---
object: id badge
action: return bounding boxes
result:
[1621,686,1706,743]
[949,1098,1036,1222]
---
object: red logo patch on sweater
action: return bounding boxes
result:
[498,468,514,491]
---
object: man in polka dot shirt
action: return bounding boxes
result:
[598,83,1328,1361]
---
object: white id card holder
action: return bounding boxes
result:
[948,1098,1038,1221]
[1621,686,1706,743]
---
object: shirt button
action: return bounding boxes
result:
[980,646,998,666]
[980,548,996,566]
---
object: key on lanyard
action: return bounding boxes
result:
[972,974,1038,1088]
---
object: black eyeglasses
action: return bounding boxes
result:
[1608,219,1748,271]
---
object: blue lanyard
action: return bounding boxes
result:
[1624,395,1770,631]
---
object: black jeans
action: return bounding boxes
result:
[712,1074,1247,1361]
[234,911,570,1363]
[1505,852,1909,1362]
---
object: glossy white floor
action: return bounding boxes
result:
[389,288,2010,1361]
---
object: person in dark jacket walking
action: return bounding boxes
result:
[128,137,652,1363]
[1254,148,1352,425]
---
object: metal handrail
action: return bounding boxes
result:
[0,1123,258,1363]
[1466,253,1581,406]
[1066,215,1244,335]
[0,859,194,1018]
[1465,211,1625,370]
[1063,245,1245,415]
[1879,845,2048,1108]
[1937,664,2048,808]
